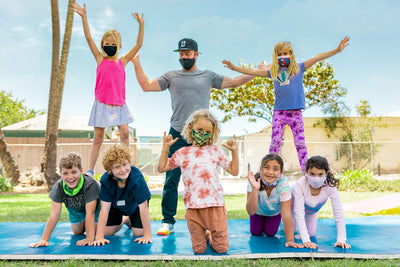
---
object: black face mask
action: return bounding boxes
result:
[103,46,117,57]
[179,57,196,70]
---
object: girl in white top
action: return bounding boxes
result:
[292,156,351,249]
[247,154,302,248]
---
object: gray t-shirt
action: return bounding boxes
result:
[49,174,100,214]
[157,69,224,132]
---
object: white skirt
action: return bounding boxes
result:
[88,100,134,127]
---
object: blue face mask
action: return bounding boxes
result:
[278,55,290,67]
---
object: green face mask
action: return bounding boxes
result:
[191,129,212,147]
[63,175,84,196]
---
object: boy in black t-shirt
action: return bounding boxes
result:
[93,144,152,246]
[29,153,100,247]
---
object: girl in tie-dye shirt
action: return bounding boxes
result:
[158,109,238,254]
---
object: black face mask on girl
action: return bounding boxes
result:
[179,57,196,70]
[103,46,117,57]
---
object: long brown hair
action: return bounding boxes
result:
[254,154,284,191]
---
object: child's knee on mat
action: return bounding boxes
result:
[71,222,85,235]
[132,228,144,237]
[212,242,229,254]
[193,244,207,254]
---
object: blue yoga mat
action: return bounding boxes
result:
[1,217,399,260]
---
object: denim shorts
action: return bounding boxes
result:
[67,203,101,224]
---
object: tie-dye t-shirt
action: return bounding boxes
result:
[168,145,231,209]
[247,175,291,216]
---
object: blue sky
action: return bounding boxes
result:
[1,0,399,136]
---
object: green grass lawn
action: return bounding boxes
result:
[0,191,396,222]
[1,191,399,266]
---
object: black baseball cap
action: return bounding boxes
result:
[173,38,199,52]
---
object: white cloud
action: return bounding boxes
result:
[12,26,26,33]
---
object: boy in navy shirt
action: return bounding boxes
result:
[93,144,152,245]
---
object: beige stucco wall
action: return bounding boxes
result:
[243,117,400,174]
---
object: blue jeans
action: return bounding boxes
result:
[161,127,190,225]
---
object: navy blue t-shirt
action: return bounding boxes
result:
[100,166,151,216]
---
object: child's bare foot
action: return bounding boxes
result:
[205,230,212,245]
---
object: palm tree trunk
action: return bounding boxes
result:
[42,0,75,187]
[0,126,20,183]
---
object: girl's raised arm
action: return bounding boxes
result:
[121,13,144,66]
[222,60,269,77]
[72,3,103,64]
[246,171,260,215]
[304,36,350,70]
[157,132,178,173]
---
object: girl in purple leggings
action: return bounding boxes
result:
[246,154,302,248]
[223,37,350,172]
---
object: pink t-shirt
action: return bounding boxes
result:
[293,176,347,243]
[168,145,232,209]
[94,59,126,105]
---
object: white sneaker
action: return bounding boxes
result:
[157,223,174,235]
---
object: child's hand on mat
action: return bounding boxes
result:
[76,238,93,246]
[285,241,304,248]
[29,239,49,248]
[134,235,152,244]
[92,238,110,246]
[303,241,318,249]
[334,242,351,249]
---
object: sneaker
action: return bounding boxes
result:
[87,169,94,177]
[157,223,174,235]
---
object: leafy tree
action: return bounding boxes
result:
[316,100,385,170]
[211,61,347,123]
[42,0,75,188]
[0,91,42,182]
[0,90,43,127]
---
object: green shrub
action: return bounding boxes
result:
[339,169,400,192]
[0,174,14,192]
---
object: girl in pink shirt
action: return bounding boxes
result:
[72,3,144,176]
[158,109,239,254]
[292,156,351,249]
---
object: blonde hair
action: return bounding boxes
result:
[182,109,220,145]
[59,152,82,172]
[100,29,122,59]
[269,41,299,80]
[102,144,132,172]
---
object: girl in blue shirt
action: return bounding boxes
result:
[223,37,349,173]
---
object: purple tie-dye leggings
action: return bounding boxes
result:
[269,109,308,173]
[250,213,282,236]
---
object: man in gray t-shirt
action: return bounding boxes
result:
[132,38,254,235]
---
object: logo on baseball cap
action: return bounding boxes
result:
[173,38,198,52]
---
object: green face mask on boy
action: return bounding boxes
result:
[63,175,84,196]
[191,129,212,147]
